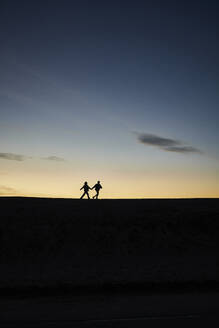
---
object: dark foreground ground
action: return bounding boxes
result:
[0,197,219,326]
[1,291,219,327]
[0,197,219,290]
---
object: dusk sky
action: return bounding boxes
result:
[1,0,219,198]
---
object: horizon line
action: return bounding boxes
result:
[0,196,219,200]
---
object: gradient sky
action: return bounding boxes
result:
[0,0,219,198]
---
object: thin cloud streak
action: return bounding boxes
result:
[0,153,28,161]
[137,134,181,147]
[42,156,65,162]
[136,133,202,154]
[164,146,202,154]
[0,185,17,195]
[0,153,65,162]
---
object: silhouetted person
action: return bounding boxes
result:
[92,181,102,199]
[80,181,91,199]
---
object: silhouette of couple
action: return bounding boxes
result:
[80,181,102,199]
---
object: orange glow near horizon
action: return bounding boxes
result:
[1,161,219,199]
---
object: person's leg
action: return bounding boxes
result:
[86,192,90,199]
[80,192,85,199]
[93,191,98,199]
[96,191,99,199]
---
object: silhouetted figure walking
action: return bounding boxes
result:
[92,181,102,199]
[80,181,91,199]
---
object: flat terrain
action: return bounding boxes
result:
[0,197,218,290]
[1,291,219,327]
[0,197,219,326]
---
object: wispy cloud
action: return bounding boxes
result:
[0,153,29,161]
[164,146,201,154]
[0,185,17,195]
[0,152,65,162]
[136,133,202,154]
[137,134,181,147]
[42,156,65,162]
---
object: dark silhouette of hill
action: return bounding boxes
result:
[0,197,218,292]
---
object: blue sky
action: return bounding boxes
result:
[0,0,219,197]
